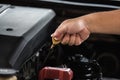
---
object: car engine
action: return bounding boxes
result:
[0,0,120,80]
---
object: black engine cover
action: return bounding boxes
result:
[0,4,55,69]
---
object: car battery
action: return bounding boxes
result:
[39,67,73,80]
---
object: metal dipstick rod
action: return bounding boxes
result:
[42,37,60,67]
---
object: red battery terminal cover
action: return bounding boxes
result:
[39,67,73,80]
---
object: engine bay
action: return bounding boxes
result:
[0,0,120,80]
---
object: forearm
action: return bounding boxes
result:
[81,10,120,35]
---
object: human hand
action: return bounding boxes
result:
[51,17,90,46]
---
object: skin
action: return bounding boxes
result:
[51,10,120,46]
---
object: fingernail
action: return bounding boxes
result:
[51,34,53,37]
[78,42,82,45]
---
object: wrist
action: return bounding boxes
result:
[80,13,100,34]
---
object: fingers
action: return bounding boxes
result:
[68,34,83,46]
[75,34,82,46]
[79,27,90,41]
[69,34,76,46]
[61,33,83,46]
[51,19,90,46]
[52,28,90,46]
[51,23,67,41]
[60,28,90,46]
[61,34,76,46]
[61,33,70,44]
[51,28,90,46]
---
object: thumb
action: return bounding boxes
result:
[51,25,67,40]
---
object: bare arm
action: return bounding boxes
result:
[82,10,120,35]
[52,10,120,46]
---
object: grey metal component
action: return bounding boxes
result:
[0,4,55,69]
[0,4,10,13]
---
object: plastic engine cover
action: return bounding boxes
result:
[0,4,55,69]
